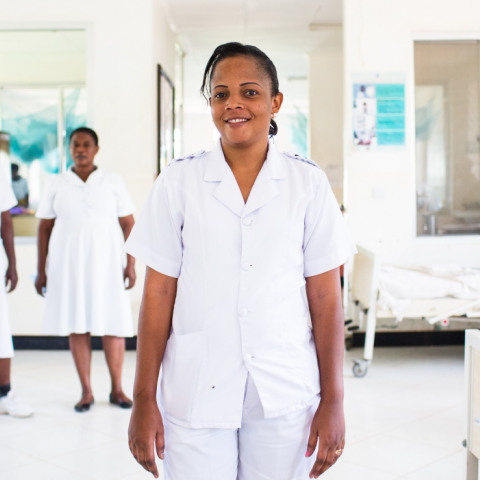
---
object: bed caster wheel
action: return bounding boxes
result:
[345,337,354,351]
[353,360,368,378]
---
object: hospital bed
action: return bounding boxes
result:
[348,246,480,378]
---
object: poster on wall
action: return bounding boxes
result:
[352,74,406,150]
[157,65,175,174]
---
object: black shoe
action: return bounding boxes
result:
[109,393,133,409]
[74,398,94,413]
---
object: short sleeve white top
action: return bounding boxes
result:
[36,168,135,221]
[126,140,356,429]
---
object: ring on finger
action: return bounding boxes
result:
[335,449,343,456]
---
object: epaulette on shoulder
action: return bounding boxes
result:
[283,151,320,169]
[170,150,206,165]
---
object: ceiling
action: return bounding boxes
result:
[166,0,341,52]
[162,0,343,114]
[163,0,341,33]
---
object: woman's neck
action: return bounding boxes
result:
[221,138,270,204]
[222,139,268,175]
[72,164,97,183]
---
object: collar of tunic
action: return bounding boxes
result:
[202,139,286,219]
[66,166,104,187]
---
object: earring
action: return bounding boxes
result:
[271,113,277,119]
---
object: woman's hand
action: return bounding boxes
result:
[35,271,47,296]
[305,270,346,477]
[306,399,345,478]
[5,264,18,292]
[128,398,165,478]
[119,216,136,290]
[124,262,136,289]
[128,268,176,477]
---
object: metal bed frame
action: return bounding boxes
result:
[348,246,480,377]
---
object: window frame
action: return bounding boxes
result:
[411,31,480,240]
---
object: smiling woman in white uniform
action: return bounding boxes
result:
[127,43,356,480]
[35,127,136,412]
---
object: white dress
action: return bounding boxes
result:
[36,168,135,337]
[0,168,18,358]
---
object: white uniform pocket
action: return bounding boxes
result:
[161,331,204,422]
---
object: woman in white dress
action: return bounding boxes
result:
[35,127,136,412]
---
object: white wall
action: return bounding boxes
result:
[0,0,176,334]
[183,112,217,154]
[309,27,344,203]
[343,0,480,263]
[0,30,86,85]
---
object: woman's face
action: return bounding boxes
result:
[70,132,99,168]
[210,56,283,148]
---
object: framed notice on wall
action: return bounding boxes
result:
[157,65,175,174]
[352,73,406,150]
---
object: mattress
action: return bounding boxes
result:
[377,265,480,321]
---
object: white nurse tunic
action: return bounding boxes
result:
[36,168,135,337]
[126,140,357,429]
[0,168,18,358]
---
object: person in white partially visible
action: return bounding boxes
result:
[0,167,33,418]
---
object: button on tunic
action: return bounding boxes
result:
[126,140,356,429]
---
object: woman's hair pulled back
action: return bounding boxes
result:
[201,42,280,137]
[70,127,99,146]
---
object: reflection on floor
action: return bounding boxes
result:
[0,346,464,479]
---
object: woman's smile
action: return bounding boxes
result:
[224,116,251,126]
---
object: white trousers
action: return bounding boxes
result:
[163,375,319,480]
[0,280,14,359]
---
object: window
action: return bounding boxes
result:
[0,86,86,209]
[415,41,480,236]
[0,29,86,236]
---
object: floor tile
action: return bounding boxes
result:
[0,347,466,479]
[119,468,164,480]
[402,449,463,480]
[317,459,397,479]
[0,444,39,474]
[345,402,424,435]
[340,433,453,477]
[387,413,463,451]
[0,421,115,460]
[0,412,55,440]
[2,460,92,480]
[345,426,376,445]
[64,405,132,440]
[49,440,147,480]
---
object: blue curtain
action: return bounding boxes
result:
[1,88,87,173]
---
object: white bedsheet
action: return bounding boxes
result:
[378,265,480,320]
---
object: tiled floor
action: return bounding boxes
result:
[1,345,466,479]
